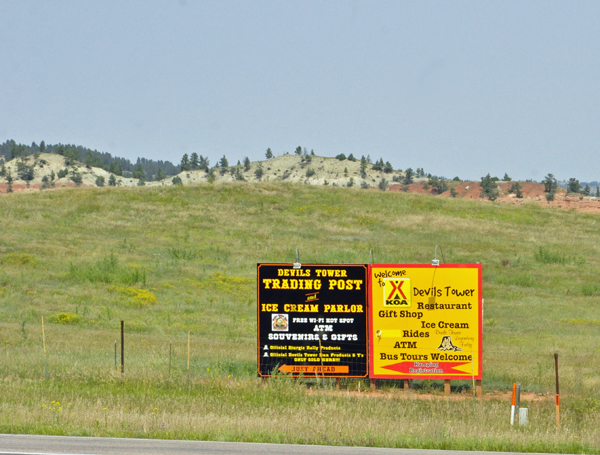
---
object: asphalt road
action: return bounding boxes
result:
[0,434,564,455]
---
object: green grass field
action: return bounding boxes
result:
[0,183,599,452]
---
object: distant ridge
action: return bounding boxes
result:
[1,151,600,214]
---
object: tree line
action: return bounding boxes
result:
[2,139,597,195]
[0,140,179,181]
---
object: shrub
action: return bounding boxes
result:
[95,176,105,187]
[48,312,81,325]
[1,253,35,266]
[335,154,346,161]
[172,176,183,185]
[109,286,157,308]
[41,175,52,190]
[581,284,600,296]
[235,168,246,181]
[305,168,315,177]
[428,176,448,194]
[509,181,523,197]
[17,162,35,181]
[378,178,388,191]
[70,172,83,185]
[68,254,146,286]
[534,247,566,264]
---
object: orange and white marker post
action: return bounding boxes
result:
[510,382,517,425]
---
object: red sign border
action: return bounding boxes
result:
[368,263,483,380]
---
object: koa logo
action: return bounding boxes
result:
[383,278,411,307]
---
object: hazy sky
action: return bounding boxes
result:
[1,1,599,181]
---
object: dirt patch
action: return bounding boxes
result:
[307,387,552,402]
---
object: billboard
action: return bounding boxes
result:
[369,264,482,380]
[258,264,368,377]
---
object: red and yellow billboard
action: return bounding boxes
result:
[369,264,482,380]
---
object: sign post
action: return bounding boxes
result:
[258,263,369,378]
[369,264,482,385]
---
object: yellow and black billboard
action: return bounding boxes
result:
[369,264,482,380]
[258,264,368,377]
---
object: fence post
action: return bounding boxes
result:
[554,353,560,429]
[187,331,191,381]
[121,320,124,376]
[42,316,48,381]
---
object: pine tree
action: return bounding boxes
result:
[180,154,190,171]
[199,156,209,172]
[583,184,590,196]
[109,161,123,176]
[6,171,13,193]
[480,173,498,201]
[255,163,264,180]
[243,157,251,171]
[543,174,558,193]
[190,152,199,170]
[515,182,523,198]
[265,148,273,159]
[567,178,581,194]
[132,163,145,181]
[108,174,117,186]
[360,156,367,178]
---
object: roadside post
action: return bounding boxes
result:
[120,320,124,376]
[555,353,560,429]
[510,382,516,425]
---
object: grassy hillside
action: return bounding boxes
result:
[0,183,599,452]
